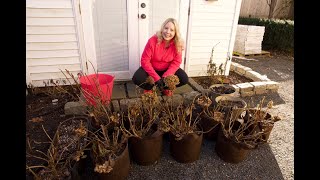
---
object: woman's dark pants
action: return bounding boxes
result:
[132,67,189,90]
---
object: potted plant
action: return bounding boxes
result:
[243,98,281,142]
[160,100,203,163]
[120,89,164,166]
[195,94,225,140]
[215,98,281,163]
[89,124,130,180]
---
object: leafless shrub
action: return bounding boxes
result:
[159,96,203,140]
[120,89,161,138]
[26,117,89,179]
[90,126,127,174]
[221,97,281,148]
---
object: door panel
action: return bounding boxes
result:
[148,0,179,37]
[92,0,131,78]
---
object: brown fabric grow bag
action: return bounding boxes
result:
[215,130,250,164]
[129,130,164,165]
[199,114,221,140]
[169,132,203,163]
[95,142,130,180]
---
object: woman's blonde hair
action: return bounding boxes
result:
[156,18,184,53]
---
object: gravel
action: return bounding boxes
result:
[233,53,294,180]
[126,53,294,180]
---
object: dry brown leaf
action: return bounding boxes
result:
[29,117,44,123]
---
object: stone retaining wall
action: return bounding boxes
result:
[189,62,279,97]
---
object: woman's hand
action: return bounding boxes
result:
[155,78,165,91]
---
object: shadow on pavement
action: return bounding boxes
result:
[78,132,284,180]
[127,138,284,180]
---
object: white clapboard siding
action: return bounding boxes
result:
[191,33,232,40]
[192,20,234,27]
[27,50,79,59]
[26,42,78,50]
[188,64,222,72]
[189,52,227,60]
[191,26,232,33]
[190,39,230,47]
[193,8,235,14]
[29,64,81,74]
[26,8,74,18]
[30,78,79,87]
[27,34,77,42]
[192,12,235,21]
[186,0,240,77]
[189,56,228,66]
[28,57,81,66]
[30,71,80,81]
[26,18,75,26]
[190,44,230,52]
[188,70,210,77]
[26,0,82,87]
[26,0,72,9]
[27,26,76,34]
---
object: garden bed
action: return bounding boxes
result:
[192,71,253,89]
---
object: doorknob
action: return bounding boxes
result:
[140,14,146,19]
[141,3,146,8]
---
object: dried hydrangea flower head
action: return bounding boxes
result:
[141,89,159,106]
[128,105,140,119]
[109,112,121,124]
[74,120,87,137]
[73,150,86,162]
[164,75,180,90]
[195,95,212,108]
[94,158,115,173]
[213,111,224,122]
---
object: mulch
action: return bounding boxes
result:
[26,89,79,179]
[192,71,253,89]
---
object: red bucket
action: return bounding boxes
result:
[79,74,114,106]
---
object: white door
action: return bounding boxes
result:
[82,0,189,80]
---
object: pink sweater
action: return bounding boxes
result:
[141,35,182,82]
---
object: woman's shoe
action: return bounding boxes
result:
[162,89,173,96]
[143,90,153,94]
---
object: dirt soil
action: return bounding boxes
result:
[192,71,253,89]
[26,88,80,179]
